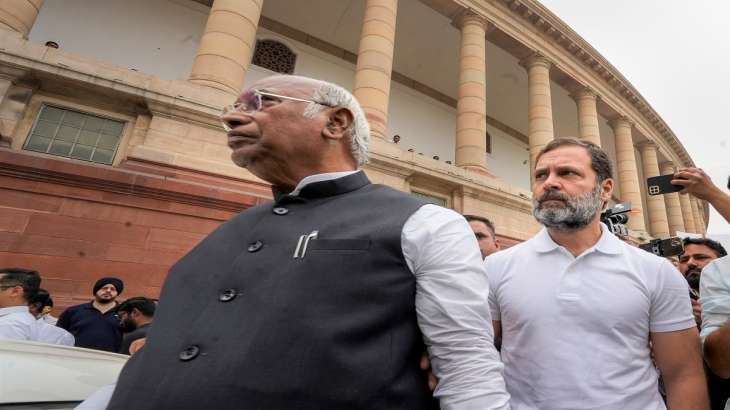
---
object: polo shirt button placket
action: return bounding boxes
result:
[179,345,200,361]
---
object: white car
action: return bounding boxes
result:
[0,340,127,409]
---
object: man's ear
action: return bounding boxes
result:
[601,178,614,202]
[322,108,354,141]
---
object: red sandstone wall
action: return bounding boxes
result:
[0,149,271,314]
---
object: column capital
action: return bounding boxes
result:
[570,86,598,102]
[519,52,552,70]
[453,9,489,30]
[636,139,658,152]
[607,115,633,130]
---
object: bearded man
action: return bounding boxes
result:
[57,277,123,352]
[485,138,708,409]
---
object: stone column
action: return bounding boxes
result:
[695,199,707,235]
[678,191,697,233]
[690,198,703,234]
[189,0,263,95]
[638,141,670,238]
[454,11,488,171]
[0,0,43,38]
[659,161,685,235]
[352,0,398,141]
[609,117,646,233]
[572,87,601,146]
[523,54,554,171]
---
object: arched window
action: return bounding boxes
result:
[251,39,297,74]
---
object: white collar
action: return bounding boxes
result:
[0,306,31,317]
[289,170,360,196]
[532,223,623,255]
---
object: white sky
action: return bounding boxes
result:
[539,0,730,235]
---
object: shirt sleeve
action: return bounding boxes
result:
[402,204,510,410]
[649,258,696,333]
[56,308,71,331]
[699,257,730,343]
[484,257,501,322]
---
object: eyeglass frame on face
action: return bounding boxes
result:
[220,89,333,132]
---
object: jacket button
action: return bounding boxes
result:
[247,241,263,252]
[219,288,237,302]
[272,207,289,215]
[179,345,200,361]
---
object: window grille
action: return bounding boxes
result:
[252,39,297,74]
[24,105,125,165]
[411,191,448,207]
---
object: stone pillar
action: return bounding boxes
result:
[638,141,670,238]
[352,0,398,141]
[0,66,31,147]
[690,198,703,235]
[0,0,43,38]
[189,0,263,95]
[609,117,646,233]
[695,199,707,235]
[572,87,601,146]
[659,161,685,236]
[454,11,488,171]
[523,54,554,171]
[678,191,697,233]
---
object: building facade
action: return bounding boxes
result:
[0,0,709,310]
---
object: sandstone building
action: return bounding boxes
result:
[0,0,708,309]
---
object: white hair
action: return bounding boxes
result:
[302,82,370,166]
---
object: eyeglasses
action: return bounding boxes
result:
[220,89,331,132]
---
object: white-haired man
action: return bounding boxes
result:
[106,75,509,409]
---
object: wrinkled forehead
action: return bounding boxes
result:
[536,146,592,169]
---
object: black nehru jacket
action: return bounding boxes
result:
[108,171,437,409]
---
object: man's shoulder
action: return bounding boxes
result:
[62,302,92,314]
[488,237,537,263]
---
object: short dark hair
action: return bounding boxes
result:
[28,288,52,308]
[0,268,41,302]
[118,297,156,317]
[535,137,613,183]
[726,174,729,191]
[682,237,728,258]
[464,215,496,237]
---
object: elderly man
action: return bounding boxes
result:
[107,76,509,409]
[487,138,707,409]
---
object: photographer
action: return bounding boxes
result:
[673,169,730,224]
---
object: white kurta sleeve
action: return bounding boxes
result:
[402,204,510,410]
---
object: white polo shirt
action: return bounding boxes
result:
[487,225,695,410]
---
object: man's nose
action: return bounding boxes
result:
[222,111,253,131]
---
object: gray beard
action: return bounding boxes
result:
[532,184,603,232]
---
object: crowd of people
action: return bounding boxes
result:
[0,273,155,356]
[1,74,729,409]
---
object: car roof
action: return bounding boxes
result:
[0,340,128,404]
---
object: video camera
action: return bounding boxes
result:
[638,237,684,258]
[600,202,631,237]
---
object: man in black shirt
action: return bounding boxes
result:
[117,297,155,355]
[57,277,123,352]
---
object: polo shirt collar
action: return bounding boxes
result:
[533,223,623,255]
